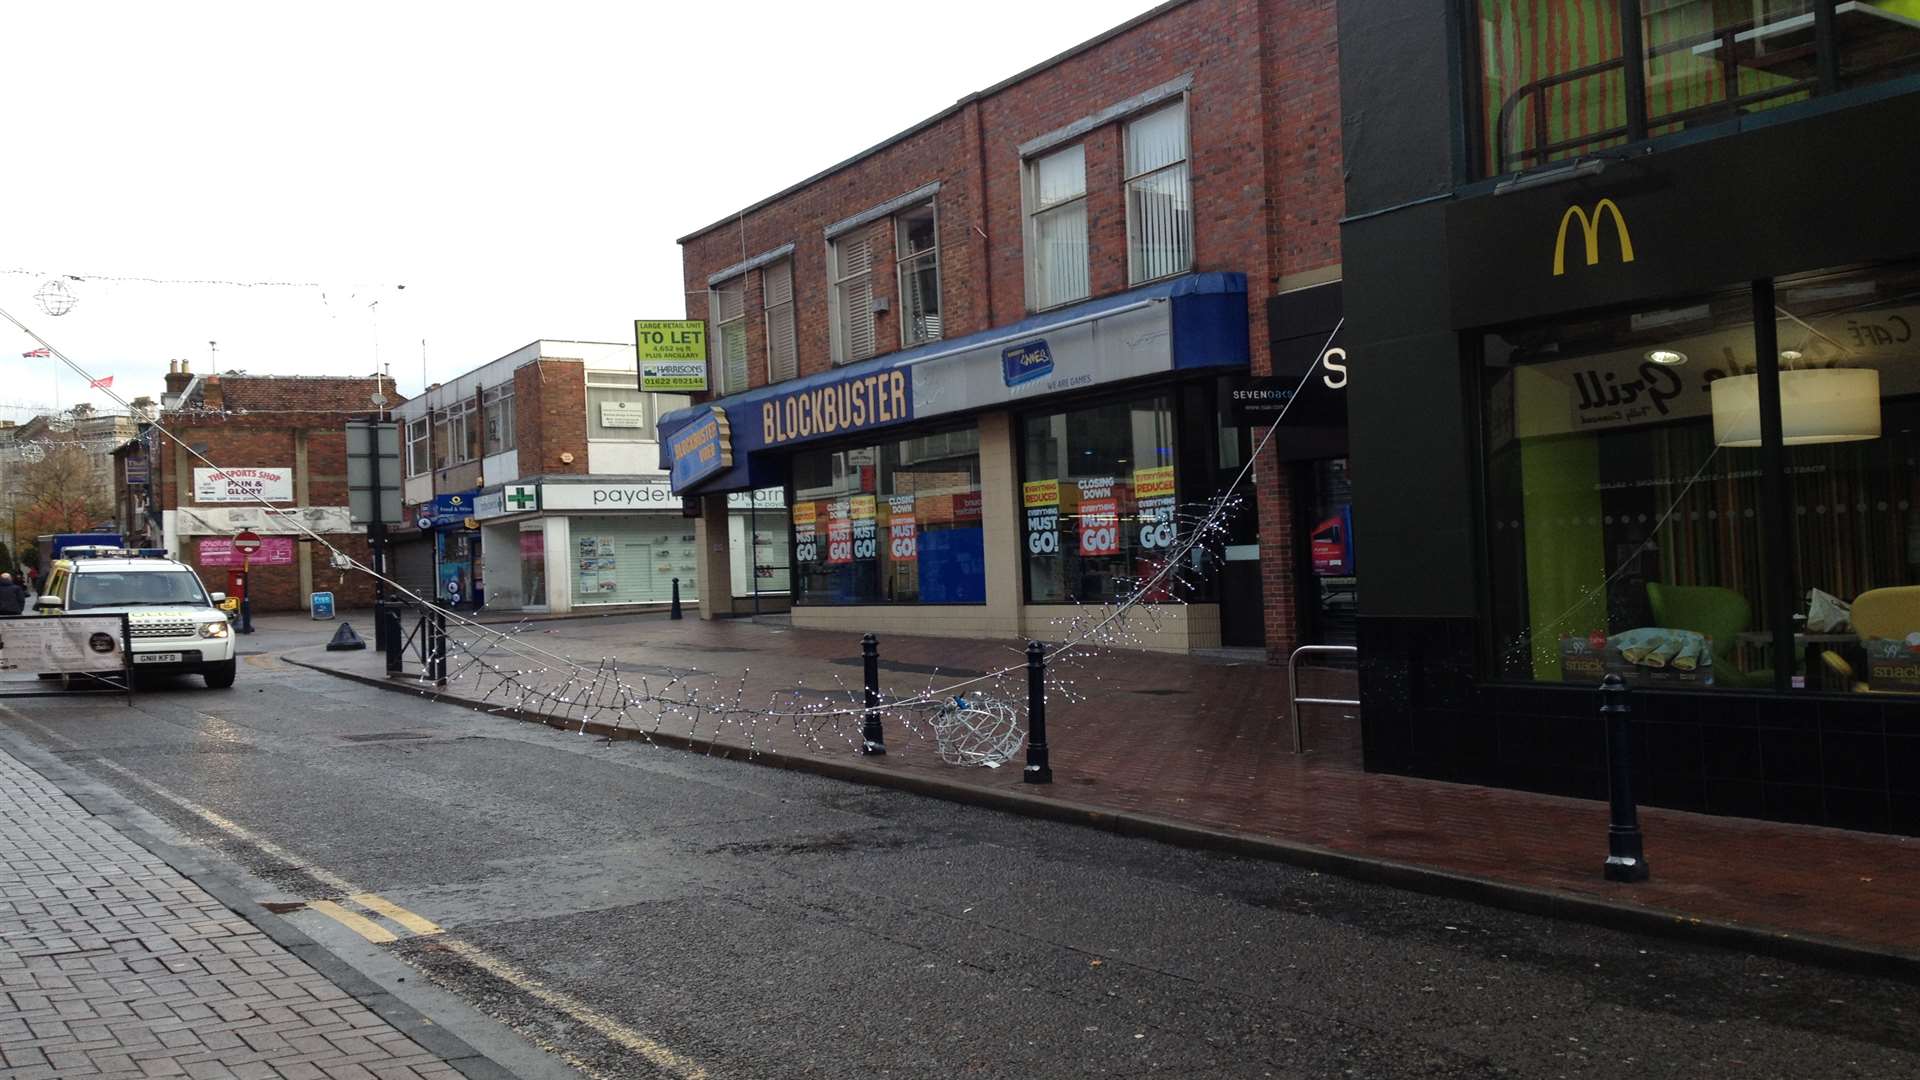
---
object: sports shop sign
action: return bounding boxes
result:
[193,467,293,503]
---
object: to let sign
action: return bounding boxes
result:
[636,320,708,391]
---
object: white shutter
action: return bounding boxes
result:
[764,261,797,382]
[833,234,876,363]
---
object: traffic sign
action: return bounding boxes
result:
[232,530,263,554]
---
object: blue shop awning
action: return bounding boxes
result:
[659,271,1248,494]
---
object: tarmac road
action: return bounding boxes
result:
[2,646,1918,1079]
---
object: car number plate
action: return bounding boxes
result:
[134,653,182,665]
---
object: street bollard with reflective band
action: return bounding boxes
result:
[670,577,683,620]
[1024,640,1052,784]
[860,633,885,755]
[1600,674,1650,882]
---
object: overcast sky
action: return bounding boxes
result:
[0,0,1166,418]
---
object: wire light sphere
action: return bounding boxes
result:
[929,695,1024,767]
[34,279,76,317]
[17,442,45,463]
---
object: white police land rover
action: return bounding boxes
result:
[35,547,238,688]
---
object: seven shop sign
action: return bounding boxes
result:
[667,408,733,490]
[193,467,292,503]
[635,320,708,391]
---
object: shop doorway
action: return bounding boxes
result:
[1216,422,1266,647]
[1300,457,1357,647]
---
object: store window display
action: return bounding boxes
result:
[1022,396,1180,604]
[790,427,984,605]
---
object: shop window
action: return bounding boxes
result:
[1774,262,1920,693]
[1483,265,1920,695]
[710,278,749,393]
[406,417,430,476]
[896,201,942,347]
[1484,287,1775,688]
[482,384,516,455]
[572,520,699,606]
[830,229,877,364]
[789,426,984,605]
[1021,396,1179,604]
[1124,101,1192,284]
[764,259,797,383]
[587,371,651,440]
[1025,143,1089,310]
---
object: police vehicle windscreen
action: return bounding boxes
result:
[70,571,209,609]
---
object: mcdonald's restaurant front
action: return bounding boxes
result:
[1345,91,1920,834]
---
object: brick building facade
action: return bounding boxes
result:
[388,341,763,616]
[141,363,403,613]
[663,0,1344,657]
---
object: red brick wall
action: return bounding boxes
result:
[148,373,410,612]
[514,359,587,476]
[675,0,1343,657]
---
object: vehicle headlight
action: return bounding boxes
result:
[200,621,230,639]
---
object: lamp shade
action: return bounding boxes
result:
[1710,368,1881,447]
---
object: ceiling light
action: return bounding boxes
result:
[1645,349,1688,365]
[1779,349,1804,363]
[1711,368,1881,447]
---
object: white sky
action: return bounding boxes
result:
[0,0,1166,418]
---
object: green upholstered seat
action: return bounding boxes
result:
[1645,582,1771,688]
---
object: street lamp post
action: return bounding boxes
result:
[232,529,261,634]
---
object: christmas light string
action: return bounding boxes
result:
[2,298,1338,767]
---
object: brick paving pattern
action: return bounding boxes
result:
[300,612,1920,957]
[0,747,464,1080]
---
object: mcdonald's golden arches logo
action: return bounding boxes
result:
[1552,198,1635,276]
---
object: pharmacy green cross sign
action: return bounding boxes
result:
[505,485,537,511]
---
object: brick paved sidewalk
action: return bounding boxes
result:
[0,748,465,1080]
[290,613,1920,964]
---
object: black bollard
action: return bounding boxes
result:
[1024,640,1052,784]
[431,609,449,688]
[1600,674,1649,882]
[382,605,403,676]
[860,633,885,755]
[670,577,683,620]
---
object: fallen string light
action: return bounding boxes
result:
[3,298,1338,766]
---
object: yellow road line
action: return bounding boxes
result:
[309,899,400,943]
[0,704,705,1080]
[351,892,443,936]
[436,938,708,1080]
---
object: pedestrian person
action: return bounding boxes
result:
[0,573,26,617]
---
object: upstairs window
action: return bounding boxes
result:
[764,259,798,382]
[1474,0,1920,178]
[587,370,651,440]
[406,417,430,477]
[895,201,942,347]
[482,384,516,455]
[1124,101,1192,284]
[830,229,878,364]
[1026,143,1089,310]
[432,401,473,469]
[710,278,749,394]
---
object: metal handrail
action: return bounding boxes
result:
[1287,644,1359,754]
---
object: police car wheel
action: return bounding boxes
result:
[202,660,237,689]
